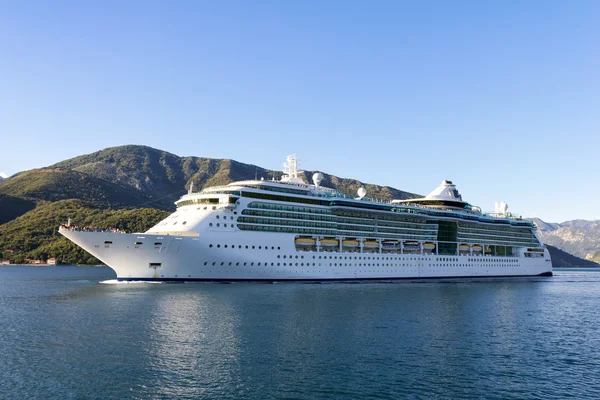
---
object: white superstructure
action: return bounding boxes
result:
[60,154,552,281]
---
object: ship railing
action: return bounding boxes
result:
[59,225,127,233]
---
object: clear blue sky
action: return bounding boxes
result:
[1,1,598,223]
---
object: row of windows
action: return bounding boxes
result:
[457,236,539,247]
[209,244,282,250]
[458,223,534,235]
[204,244,526,260]
[237,224,435,241]
[458,227,534,239]
[198,260,522,268]
[248,201,330,215]
[242,210,438,236]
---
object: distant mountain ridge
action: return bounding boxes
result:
[50,145,420,209]
[531,218,600,264]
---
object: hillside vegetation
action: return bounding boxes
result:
[0,168,157,209]
[0,194,36,224]
[0,200,169,264]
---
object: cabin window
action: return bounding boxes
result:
[104,241,113,244]
[154,242,162,246]
[135,242,143,245]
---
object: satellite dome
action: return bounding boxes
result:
[357,187,367,199]
[312,172,324,187]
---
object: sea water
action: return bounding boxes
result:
[0,266,599,399]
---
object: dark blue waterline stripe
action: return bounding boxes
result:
[117,271,552,283]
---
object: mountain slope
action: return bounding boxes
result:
[546,245,599,268]
[0,199,169,264]
[532,218,600,262]
[0,168,158,209]
[0,194,36,224]
[51,145,420,203]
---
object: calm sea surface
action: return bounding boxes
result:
[1,266,599,400]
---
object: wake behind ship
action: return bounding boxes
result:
[60,154,552,281]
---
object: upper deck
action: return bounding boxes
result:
[174,155,533,229]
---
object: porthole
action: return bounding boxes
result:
[217,245,221,248]
[216,215,220,219]
[216,223,220,227]
[224,245,228,248]
[182,221,187,225]
[258,246,262,249]
[220,262,224,266]
[224,224,227,228]
[212,206,216,210]
[209,244,213,248]
[209,223,213,227]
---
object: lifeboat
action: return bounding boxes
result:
[459,244,470,251]
[382,240,399,248]
[403,241,419,248]
[363,240,379,248]
[342,239,359,247]
[295,237,316,246]
[472,245,482,252]
[320,238,339,247]
[422,242,435,249]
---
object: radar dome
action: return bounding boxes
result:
[312,172,324,187]
[357,187,367,199]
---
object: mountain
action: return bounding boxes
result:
[0,168,156,210]
[546,245,599,268]
[532,218,600,263]
[0,194,36,225]
[0,199,169,264]
[50,145,419,206]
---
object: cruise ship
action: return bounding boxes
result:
[59,154,552,281]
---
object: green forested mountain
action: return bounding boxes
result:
[0,194,36,224]
[50,145,419,206]
[0,168,156,209]
[0,144,597,267]
[0,199,169,264]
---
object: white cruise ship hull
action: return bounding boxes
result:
[60,228,553,281]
